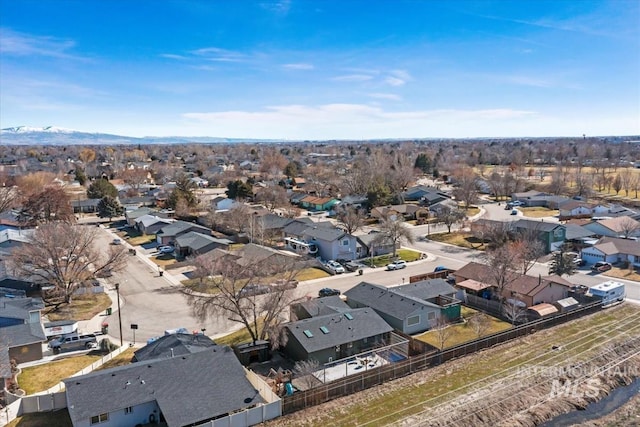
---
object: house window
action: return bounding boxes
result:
[342,239,349,246]
[427,312,436,321]
[124,407,133,415]
[407,315,420,326]
[90,413,109,424]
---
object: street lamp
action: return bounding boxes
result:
[115,283,123,347]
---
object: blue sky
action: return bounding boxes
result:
[1,0,639,139]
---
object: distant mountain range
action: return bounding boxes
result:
[0,126,282,145]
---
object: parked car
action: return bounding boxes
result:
[237,284,272,298]
[510,209,518,215]
[434,266,450,272]
[48,333,97,354]
[158,245,175,254]
[344,261,366,272]
[326,260,345,274]
[386,260,407,270]
[511,200,524,206]
[591,261,612,272]
[318,288,341,298]
[111,238,122,245]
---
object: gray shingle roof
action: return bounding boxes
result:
[514,219,564,233]
[133,333,217,362]
[2,322,46,347]
[157,220,210,238]
[295,296,351,317]
[175,231,232,251]
[564,223,596,240]
[283,218,315,236]
[0,297,44,321]
[344,282,440,320]
[303,226,346,242]
[285,307,392,354]
[64,347,263,427]
[391,279,456,300]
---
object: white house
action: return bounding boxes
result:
[580,236,640,268]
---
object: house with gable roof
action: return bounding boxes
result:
[583,216,640,239]
[174,231,232,257]
[0,294,46,367]
[156,220,212,246]
[134,214,174,235]
[580,236,640,268]
[132,333,217,362]
[344,280,460,334]
[301,225,359,261]
[282,307,393,364]
[64,347,279,427]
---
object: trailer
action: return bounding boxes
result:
[44,320,78,339]
[588,281,626,307]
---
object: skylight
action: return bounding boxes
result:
[345,313,354,320]
[303,329,313,338]
[320,326,330,334]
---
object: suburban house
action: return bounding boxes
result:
[156,220,212,246]
[356,233,396,258]
[64,347,279,427]
[298,195,339,212]
[0,228,33,256]
[344,280,461,334]
[511,191,570,208]
[453,262,572,307]
[403,185,450,205]
[563,223,597,249]
[210,196,237,211]
[370,204,428,221]
[0,293,46,365]
[583,216,640,239]
[282,308,393,364]
[290,295,351,321]
[134,214,174,235]
[0,276,42,297]
[71,198,100,214]
[174,231,232,258]
[132,333,217,362]
[300,226,359,261]
[580,236,640,268]
[513,219,566,253]
[124,207,158,226]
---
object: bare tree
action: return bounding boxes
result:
[255,185,289,212]
[120,167,149,195]
[618,217,640,239]
[468,312,490,338]
[293,359,321,390]
[336,206,365,234]
[481,245,521,302]
[451,166,479,209]
[433,316,453,350]
[503,301,527,325]
[184,250,304,347]
[510,233,545,274]
[377,214,415,258]
[0,186,19,213]
[434,205,466,233]
[18,186,75,225]
[9,223,128,306]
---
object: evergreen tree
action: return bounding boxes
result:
[87,178,117,199]
[548,248,577,277]
[226,180,253,200]
[97,196,124,221]
[75,168,87,186]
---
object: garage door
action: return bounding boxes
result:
[580,249,604,264]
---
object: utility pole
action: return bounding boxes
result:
[115,283,123,347]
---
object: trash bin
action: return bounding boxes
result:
[101,322,109,334]
[159,271,164,277]
[358,269,363,276]
[106,307,112,315]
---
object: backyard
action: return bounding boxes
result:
[415,307,512,349]
[518,206,559,218]
[426,231,486,250]
[43,293,112,322]
[363,248,423,267]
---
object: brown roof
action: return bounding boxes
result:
[566,218,591,226]
[593,236,640,257]
[457,279,491,292]
[595,216,640,233]
[528,303,558,317]
[455,262,572,297]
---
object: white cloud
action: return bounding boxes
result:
[332,74,375,82]
[385,77,406,86]
[283,63,314,70]
[182,104,537,139]
[0,28,80,59]
[190,47,246,62]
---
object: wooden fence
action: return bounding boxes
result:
[281,301,602,414]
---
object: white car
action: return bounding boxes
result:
[386,260,407,270]
[510,200,524,207]
[158,246,175,254]
[326,260,345,274]
[111,238,122,245]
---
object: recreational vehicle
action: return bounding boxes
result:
[588,281,626,307]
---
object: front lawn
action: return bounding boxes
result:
[603,266,640,282]
[95,348,135,371]
[363,249,423,267]
[44,293,112,322]
[294,268,330,281]
[214,321,263,347]
[519,206,559,218]
[415,309,512,349]
[18,353,104,394]
[151,254,178,267]
[427,231,486,249]
[127,234,156,246]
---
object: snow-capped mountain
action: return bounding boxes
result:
[0,126,281,145]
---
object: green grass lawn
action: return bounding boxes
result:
[18,353,104,394]
[415,309,512,349]
[7,410,72,427]
[44,293,112,321]
[295,268,331,281]
[363,249,423,267]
